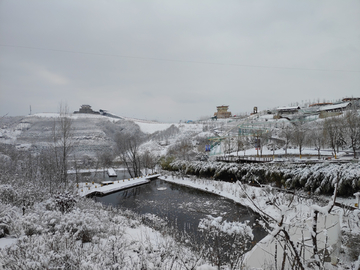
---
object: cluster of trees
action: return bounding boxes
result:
[114,133,157,177]
[0,104,75,198]
[0,106,183,194]
[288,111,360,158]
[224,110,360,159]
[100,124,181,178]
[149,124,180,143]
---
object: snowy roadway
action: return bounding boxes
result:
[77,174,160,197]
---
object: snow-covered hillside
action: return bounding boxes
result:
[1,109,360,269]
[0,113,143,157]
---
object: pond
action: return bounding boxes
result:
[93,178,267,264]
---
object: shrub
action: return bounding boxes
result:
[0,185,18,204]
[159,156,176,170]
[54,192,77,214]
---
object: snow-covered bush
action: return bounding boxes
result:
[0,184,18,204]
[0,197,208,270]
[166,160,360,196]
[54,192,77,213]
[159,156,176,170]
[0,203,18,238]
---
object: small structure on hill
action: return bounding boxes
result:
[276,106,301,115]
[250,107,258,115]
[74,105,99,114]
[342,97,360,102]
[318,102,352,118]
[214,105,232,119]
[99,109,122,119]
[342,97,360,108]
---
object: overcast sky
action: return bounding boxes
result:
[1,0,359,122]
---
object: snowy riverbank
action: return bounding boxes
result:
[160,174,360,269]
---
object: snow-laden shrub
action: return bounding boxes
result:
[40,210,62,234]
[0,233,132,269]
[0,206,204,270]
[213,163,238,181]
[53,208,103,243]
[199,162,216,178]
[22,212,43,236]
[0,203,18,237]
[0,184,18,204]
[54,192,77,214]
[12,199,110,243]
[166,160,360,196]
[42,197,58,211]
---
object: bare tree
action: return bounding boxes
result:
[97,150,114,177]
[168,138,193,161]
[344,110,360,158]
[308,122,326,159]
[223,136,232,157]
[252,129,269,157]
[115,133,142,178]
[292,123,307,158]
[50,103,74,189]
[280,123,293,157]
[260,129,272,157]
[324,117,344,159]
[178,138,193,160]
[235,134,244,157]
[38,147,58,194]
[141,150,157,174]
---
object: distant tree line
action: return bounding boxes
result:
[223,109,360,159]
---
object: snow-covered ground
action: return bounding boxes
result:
[0,237,17,249]
[1,109,360,269]
[1,172,359,269]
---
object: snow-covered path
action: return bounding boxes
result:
[78,174,160,197]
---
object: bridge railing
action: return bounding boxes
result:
[215,155,273,163]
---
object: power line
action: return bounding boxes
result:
[1,43,359,73]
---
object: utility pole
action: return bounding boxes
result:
[29,105,32,115]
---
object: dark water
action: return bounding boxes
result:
[93,179,267,244]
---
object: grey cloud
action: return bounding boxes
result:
[1,0,359,121]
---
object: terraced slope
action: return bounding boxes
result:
[0,114,143,157]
